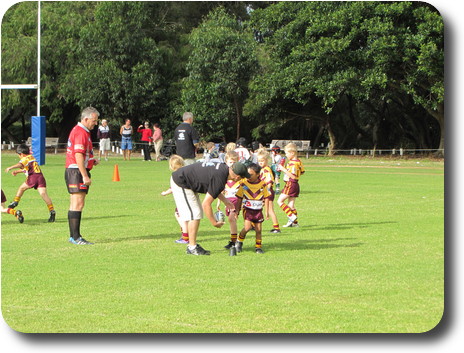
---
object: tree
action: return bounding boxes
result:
[246,1,444,154]
[181,7,257,142]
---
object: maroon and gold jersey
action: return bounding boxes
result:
[223,180,241,200]
[236,178,270,211]
[260,166,275,191]
[19,154,42,177]
[283,158,305,182]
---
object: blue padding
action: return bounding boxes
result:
[31,116,46,165]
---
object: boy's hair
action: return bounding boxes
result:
[225,151,239,163]
[169,154,185,171]
[225,142,237,152]
[16,144,30,155]
[247,163,261,175]
[284,143,298,153]
[257,149,269,161]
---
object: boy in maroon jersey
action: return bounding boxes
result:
[5,144,55,222]
[65,107,99,245]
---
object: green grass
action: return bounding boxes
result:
[1,152,444,333]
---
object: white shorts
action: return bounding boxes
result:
[170,177,203,221]
[99,138,111,151]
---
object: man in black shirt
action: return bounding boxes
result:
[170,161,250,255]
[174,112,200,165]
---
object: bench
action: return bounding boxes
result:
[25,137,60,153]
[270,140,311,157]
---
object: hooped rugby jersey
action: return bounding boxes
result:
[66,122,95,170]
[236,178,270,211]
[283,158,305,182]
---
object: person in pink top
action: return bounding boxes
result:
[137,122,153,161]
[152,123,164,161]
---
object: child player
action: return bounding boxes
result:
[218,151,240,250]
[257,149,281,233]
[271,146,283,194]
[1,189,24,223]
[277,143,305,227]
[161,154,189,244]
[235,163,270,254]
[5,144,56,222]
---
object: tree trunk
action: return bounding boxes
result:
[326,119,336,156]
[427,103,444,157]
[233,96,242,141]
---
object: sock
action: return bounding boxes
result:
[230,233,237,243]
[255,239,262,248]
[14,196,21,203]
[47,203,55,212]
[292,209,298,224]
[7,208,16,216]
[68,210,82,240]
[182,232,189,241]
[273,223,280,230]
[238,231,246,242]
[280,203,294,218]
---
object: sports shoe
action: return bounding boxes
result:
[48,210,56,223]
[255,248,264,254]
[175,238,189,244]
[8,201,18,209]
[224,241,236,249]
[283,219,294,228]
[69,236,94,245]
[15,210,24,223]
[186,244,210,255]
[235,241,243,253]
[288,213,297,222]
[270,229,281,233]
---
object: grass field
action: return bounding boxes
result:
[0,152,444,333]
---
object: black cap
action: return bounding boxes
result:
[232,162,251,179]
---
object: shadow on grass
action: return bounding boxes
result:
[271,238,364,252]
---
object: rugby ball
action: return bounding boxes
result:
[214,211,225,222]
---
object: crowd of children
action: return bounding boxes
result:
[3,137,304,256]
[165,138,305,255]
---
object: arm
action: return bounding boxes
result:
[217,193,235,211]
[202,192,224,228]
[161,188,172,196]
[278,165,297,179]
[75,153,91,186]
[5,162,22,173]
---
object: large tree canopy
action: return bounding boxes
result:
[1,1,443,154]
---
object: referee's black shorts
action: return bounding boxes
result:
[65,168,91,194]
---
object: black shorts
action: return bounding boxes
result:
[65,168,91,194]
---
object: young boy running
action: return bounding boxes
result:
[5,144,56,222]
[218,151,241,249]
[257,149,281,233]
[235,163,270,254]
[277,143,305,227]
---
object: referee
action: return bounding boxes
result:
[65,107,100,245]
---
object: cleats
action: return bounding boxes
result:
[224,241,236,249]
[175,238,189,244]
[69,236,94,245]
[8,201,18,209]
[48,210,56,223]
[270,229,281,233]
[288,213,297,222]
[255,248,264,254]
[235,241,243,253]
[186,244,210,255]
[15,210,24,223]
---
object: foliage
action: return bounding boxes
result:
[181,7,257,142]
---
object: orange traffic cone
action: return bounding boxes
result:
[112,164,120,182]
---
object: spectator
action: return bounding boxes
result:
[174,112,200,165]
[153,123,164,161]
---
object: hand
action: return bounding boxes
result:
[83,176,92,186]
[5,168,10,173]
[214,221,225,228]
[12,170,21,176]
